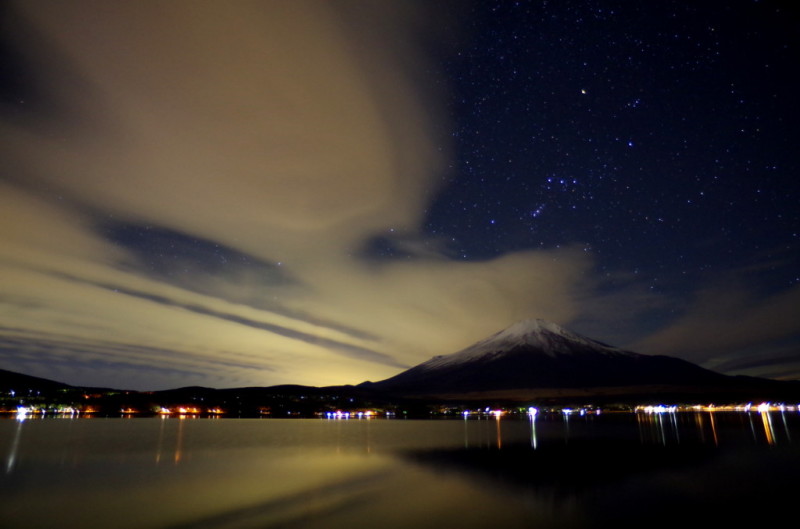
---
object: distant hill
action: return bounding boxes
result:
[0,368,74,393]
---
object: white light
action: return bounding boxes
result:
[641,405,677,414]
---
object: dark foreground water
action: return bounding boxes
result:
[1,411,798,529]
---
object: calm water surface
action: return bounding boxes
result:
[1,412,798,529]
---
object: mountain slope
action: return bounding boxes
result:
[0,368,74,393]
[365,319,728,395]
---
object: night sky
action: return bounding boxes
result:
[1,1,798,390]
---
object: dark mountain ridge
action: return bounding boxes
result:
[0,368,73,392]
[360,319,791,400]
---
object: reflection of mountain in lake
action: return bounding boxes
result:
[406,412,800,527]
[408,439,717,493]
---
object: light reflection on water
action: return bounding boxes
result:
[1,412,799,529]
[634,409,794,447]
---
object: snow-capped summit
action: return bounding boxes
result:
[421,319,623,370]
[416,319,631,374]
[365,318,726,395]
[489,319,614,349]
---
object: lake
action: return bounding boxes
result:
[1,410,798,528]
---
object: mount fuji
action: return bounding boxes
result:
[362,319,735,398]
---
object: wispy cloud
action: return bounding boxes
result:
[631,276,800,376]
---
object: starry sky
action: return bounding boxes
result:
[1,0,798,390]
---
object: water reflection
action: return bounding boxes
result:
[781,412,792,442]
[529,415,538,450]
[155,416,166,464]
[451,409,800,453]
[164,466,391,529]
[709,410,719,445]
[630,409,799,447]
[153,415,189,465]
[756,409,794,445]
[174,416,185,464]
[408,411,800,527]
[495,411,503,449]
[637,409,676,444]
[1,412,799,529]
[692,411,717,444]
[4,418,23,473]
